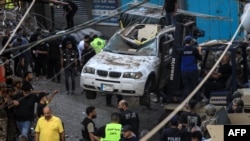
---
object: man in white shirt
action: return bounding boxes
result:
[78,35,91,61]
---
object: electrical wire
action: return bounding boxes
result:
[0,0,148,85]
[1,0,148,55]
[0,0,36,55]
[140,3,250,141]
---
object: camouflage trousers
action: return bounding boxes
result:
[0,118,7,141]
[7,118,18,141]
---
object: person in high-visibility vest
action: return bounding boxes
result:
[5,0,15,9]
[90,35,106,54]
[93,112,122,141]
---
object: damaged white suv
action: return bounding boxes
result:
[80,24,175,106]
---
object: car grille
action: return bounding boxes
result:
[97,70,121,78]
[97,70,108,76]
[109,72,121,78]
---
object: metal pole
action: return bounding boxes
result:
[140,4,249,141]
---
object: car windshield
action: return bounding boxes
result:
[103,34,157,56]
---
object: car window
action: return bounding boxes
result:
[159,33,174,56]
[103,34,157,56]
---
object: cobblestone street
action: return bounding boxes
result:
[33,72,164,141]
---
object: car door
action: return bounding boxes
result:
[157,33,174,89]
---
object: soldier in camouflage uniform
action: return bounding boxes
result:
[1,79,20,141]
[200,104,217,139]
[0,83,8,141]
[7,91,18,141]
[0,109,7,141]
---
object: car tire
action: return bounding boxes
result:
[139,78,153,107]
[85,90,97,99]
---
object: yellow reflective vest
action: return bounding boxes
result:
[90,37,106,54]
[5,0,14,9]
[101,123,122,141]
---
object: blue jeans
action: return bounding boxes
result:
[64,67,75,91]
[16,121,32,137]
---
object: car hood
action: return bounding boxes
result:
[85,52,159,71]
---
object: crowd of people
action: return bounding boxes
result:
[1,29,248,141]
[159,96,246,141]
[80,99,141,141]
[0,25,108,141]
[0,1,249,138]
[1,25,107,91]
[158,34,247,141]
[0,69,60,141]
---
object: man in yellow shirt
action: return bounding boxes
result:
[35,106,65,141]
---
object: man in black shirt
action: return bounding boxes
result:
[63,0,78,29]
[33,35,49,81]
[121,125,139,141]
[1,29,12,59]
[180,100,201,132]
[12,85,39,137]
[81,106,97,141]
[160,115,183,141]
[47,29,61,83]
[22,71,34,91]
[29,28,42,43]
[118,100,140,137]
[81,41,96,67]
[202,54,232,102]
[61,40,78,94]
[22,71,42,95]
[161,0,178,25]
[36,90,58,118]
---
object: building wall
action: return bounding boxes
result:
[50,0,166,38]
[94,0,166,38]
[50,0,242,42]
[185,0,241,42]
[94,0,186,38]
[53,0,90,30]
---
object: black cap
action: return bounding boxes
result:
[169,115,179,126]
[184,36,194,44]
[122,125,132,132]
[66,41,72,45]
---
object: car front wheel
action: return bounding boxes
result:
[85,90,97,99]
[139,78,154,107]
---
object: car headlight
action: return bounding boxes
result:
[83,67,95,74]
[123,72,142,79]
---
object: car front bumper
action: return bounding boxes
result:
[80,73,146,96]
